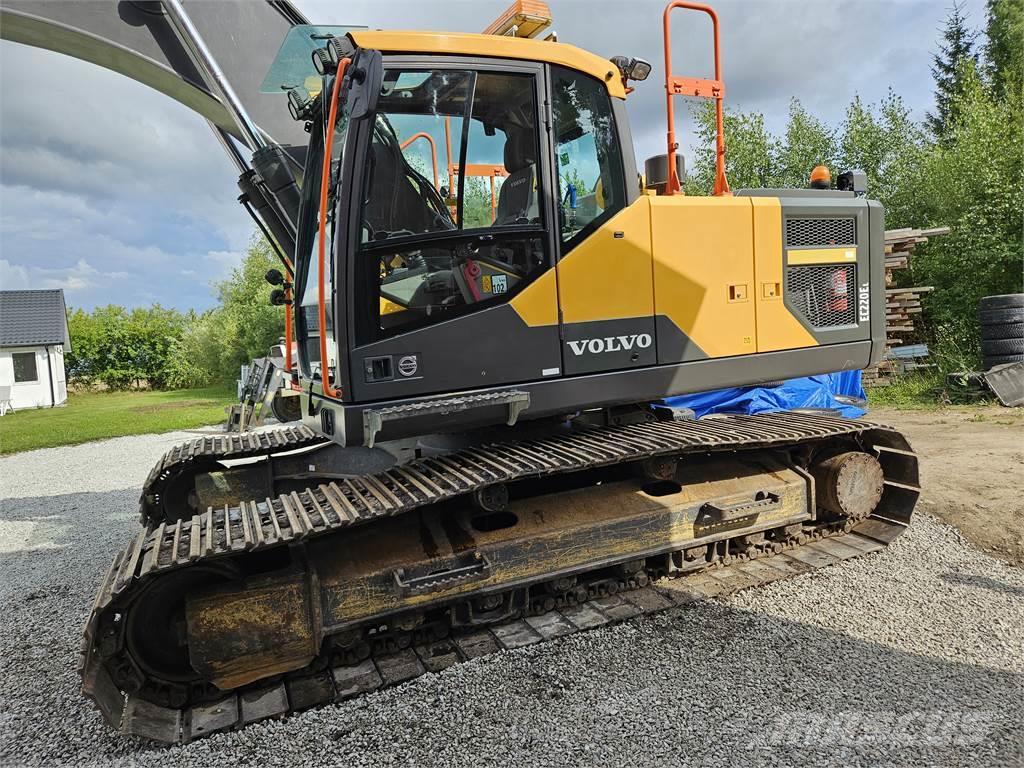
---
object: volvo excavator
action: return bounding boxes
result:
[1,0,919,743]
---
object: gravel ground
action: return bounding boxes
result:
[1,430,1022,767]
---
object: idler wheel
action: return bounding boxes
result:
[811,451,884,522]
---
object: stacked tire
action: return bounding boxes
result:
[980,294,1024,370]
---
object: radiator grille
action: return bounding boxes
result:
[785,217,856,247]
[787,265,858,328]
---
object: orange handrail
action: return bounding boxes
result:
[400,132,440,190]
[317,58,350,399]
[662,0,730,196]
[283,281,293,372]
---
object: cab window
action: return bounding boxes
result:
[551,66,625,247]
[356,68,549,343]
[360,70,542,241]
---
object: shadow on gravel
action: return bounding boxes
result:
[0,489,1020,767]
[941,571,1024,598]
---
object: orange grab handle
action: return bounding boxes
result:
[400,132,440,190]
[662,0,730,196]
[283,280,293,373]
[317,58,350,399]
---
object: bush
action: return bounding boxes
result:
[67,236,286,389]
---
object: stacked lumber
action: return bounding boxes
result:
[862,226,949,387]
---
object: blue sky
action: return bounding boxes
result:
[0,0,987,311]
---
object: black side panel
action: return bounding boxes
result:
[655,315,707,362]
[561,317,657,375]
[350,304,561,402]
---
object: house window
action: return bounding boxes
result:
[12,352,38,383]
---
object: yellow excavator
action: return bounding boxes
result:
[2,0,919,742]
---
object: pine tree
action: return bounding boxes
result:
[926,1,979,140]
[984,0,1024,101]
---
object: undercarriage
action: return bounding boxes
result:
[80,410,918,744]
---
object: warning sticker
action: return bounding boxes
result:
[482,275,492,293]
[491,274,508,294]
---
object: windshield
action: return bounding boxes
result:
[260,25,364,93]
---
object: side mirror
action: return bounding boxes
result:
[347,49,383,120]
[269,288,290,306]
[265,268,284,286]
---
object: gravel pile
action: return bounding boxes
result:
[1,433,1022,767]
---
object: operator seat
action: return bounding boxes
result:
[494,128,538,226]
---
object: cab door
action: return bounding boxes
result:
[343,59,562,403]
[547,65,656,376]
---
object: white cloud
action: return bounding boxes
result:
[0,259,30,290]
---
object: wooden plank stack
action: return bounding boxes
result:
[862,226,950,387]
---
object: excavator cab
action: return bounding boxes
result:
[291,33,654,445]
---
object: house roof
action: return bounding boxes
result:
[0,290,71,349]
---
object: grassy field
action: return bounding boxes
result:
[0,386,235,455]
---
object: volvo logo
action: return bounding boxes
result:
[566,334,653,356]
[397,355,418,377]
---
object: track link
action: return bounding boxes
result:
[82,412,919,743]
[139,423,324,524]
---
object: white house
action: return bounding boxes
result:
[0,289,70,409]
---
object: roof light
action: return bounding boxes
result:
[611,56,652,84]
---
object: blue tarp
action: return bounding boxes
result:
[664,370,867,420]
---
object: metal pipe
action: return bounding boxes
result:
[400,132,440,190]
[207,123,251,173]
[162,0,266,150]
[317,59,351,399]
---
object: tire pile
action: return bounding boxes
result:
[980,293,1024,370]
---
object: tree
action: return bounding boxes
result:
[909,63,1023,361]
[837,91,927,225]
[776,99,837,188]
[927,2,979,141]
[65,304,190,389]
[685,102,778,194]
[984,0,1024,101]
[168,236,286,387]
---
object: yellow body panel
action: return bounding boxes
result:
[557,200,653,323]
[650,196,757,358]
[510,266,559,327]
[786,247,857,265]
[752,198,819,352]
[516,196,820,355]
[347,30,625,98]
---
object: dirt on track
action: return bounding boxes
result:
[871,405,1024,566]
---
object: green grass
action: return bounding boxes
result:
[867,370,995,409]
[0,386,236,455]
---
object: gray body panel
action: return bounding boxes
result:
[304,340,874,446]
[777,195,871,347]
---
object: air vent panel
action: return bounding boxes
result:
[787,264,858,328]
[786,217,856,247]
